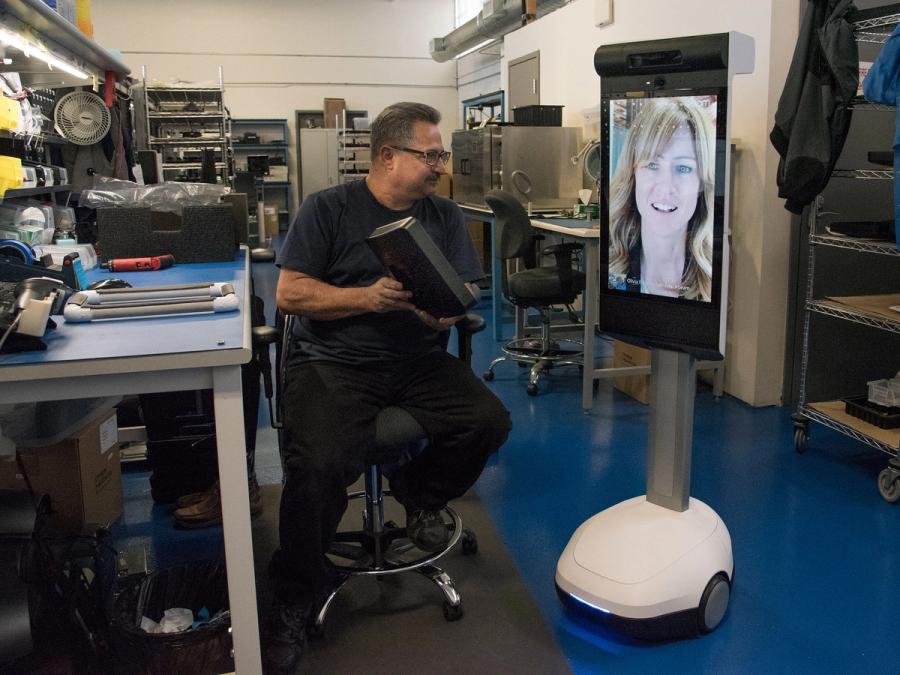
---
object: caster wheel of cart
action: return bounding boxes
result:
[877,468,900,503]
[793,426,808,454]
[443,601,463,622]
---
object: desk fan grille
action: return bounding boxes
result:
[54,91,111,145]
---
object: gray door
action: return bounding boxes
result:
[508,51,540,118]
[299,128,338,201]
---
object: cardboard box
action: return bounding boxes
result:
[324,97,346,128]
[0,409,122,533]
[612,340,651,404]
[263,203,280,238]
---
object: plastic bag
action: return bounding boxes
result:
[79,176,230,216]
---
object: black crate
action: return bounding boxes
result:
[512,105,563,126]
[843,395,900,429]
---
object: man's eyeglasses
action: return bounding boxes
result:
[389,145,451,166]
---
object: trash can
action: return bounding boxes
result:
[108,560,231,675]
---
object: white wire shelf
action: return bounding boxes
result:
[852,7,900,32]
[802,402,899,456]
[149,112,226,119]
[162,162,227,170]
[850,97,895,111]
[810,234,900,256]
[807,300,900,335]
[831,169,894,180]
[150,138,226,146]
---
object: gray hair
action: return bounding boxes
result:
[370,102,442,158]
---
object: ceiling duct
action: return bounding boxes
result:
[430,0,572,62]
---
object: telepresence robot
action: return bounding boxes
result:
[556,32,754,640]
[556,349,733,639]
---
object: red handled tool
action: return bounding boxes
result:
[101,254,175,272]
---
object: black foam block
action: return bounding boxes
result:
[97,204,237,263]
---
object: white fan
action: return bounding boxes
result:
[53,91,111,145]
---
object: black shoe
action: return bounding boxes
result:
[406,507,451,553]
[264,601,311,674]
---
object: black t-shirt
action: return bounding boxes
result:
[277,179,483,365]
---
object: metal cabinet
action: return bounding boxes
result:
[299,128,338,201]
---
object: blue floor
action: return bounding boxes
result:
[115,259,900,674]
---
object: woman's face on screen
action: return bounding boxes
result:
[634,125,700,240]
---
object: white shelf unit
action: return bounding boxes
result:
[137,67,232,185]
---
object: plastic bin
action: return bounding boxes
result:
[867,377,900,408]
[512,105,564,126]
[844,395,900,429]
[108,560,231,675]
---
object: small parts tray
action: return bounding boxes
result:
[843,395,900,429]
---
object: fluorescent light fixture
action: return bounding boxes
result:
[454,39,497,60]
[0,26,89,79]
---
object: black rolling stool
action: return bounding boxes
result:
[269,314,485,635]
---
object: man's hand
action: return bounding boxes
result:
[414,309,464,331]
[365,276,415,314]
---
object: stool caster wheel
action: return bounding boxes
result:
[307,621,325,639]
[443,601,463,622]
[527,383,538,396]
[461,529,478,555]
[483,371,494,381]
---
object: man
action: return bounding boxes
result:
[266,102,512,672]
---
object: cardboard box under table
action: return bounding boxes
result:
[612,339,651,404]
[0,409,122,533]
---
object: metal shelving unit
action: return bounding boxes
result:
[462,90,505,128]
[338,125,370,184]
[0,0,128,218]
[136,67,232,185]
[232,118,293,230]
[791,4,900,502]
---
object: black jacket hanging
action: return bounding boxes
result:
[770,0,859,214]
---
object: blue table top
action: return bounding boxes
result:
[0,251,248,368]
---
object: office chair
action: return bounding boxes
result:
[262,312,485,634]
[483,189,586,396]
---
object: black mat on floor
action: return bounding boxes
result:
[251,483,571,674]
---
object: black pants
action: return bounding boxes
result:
[270,350,512,605]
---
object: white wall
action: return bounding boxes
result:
[499,0,800,406]
[91,0,459,214]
